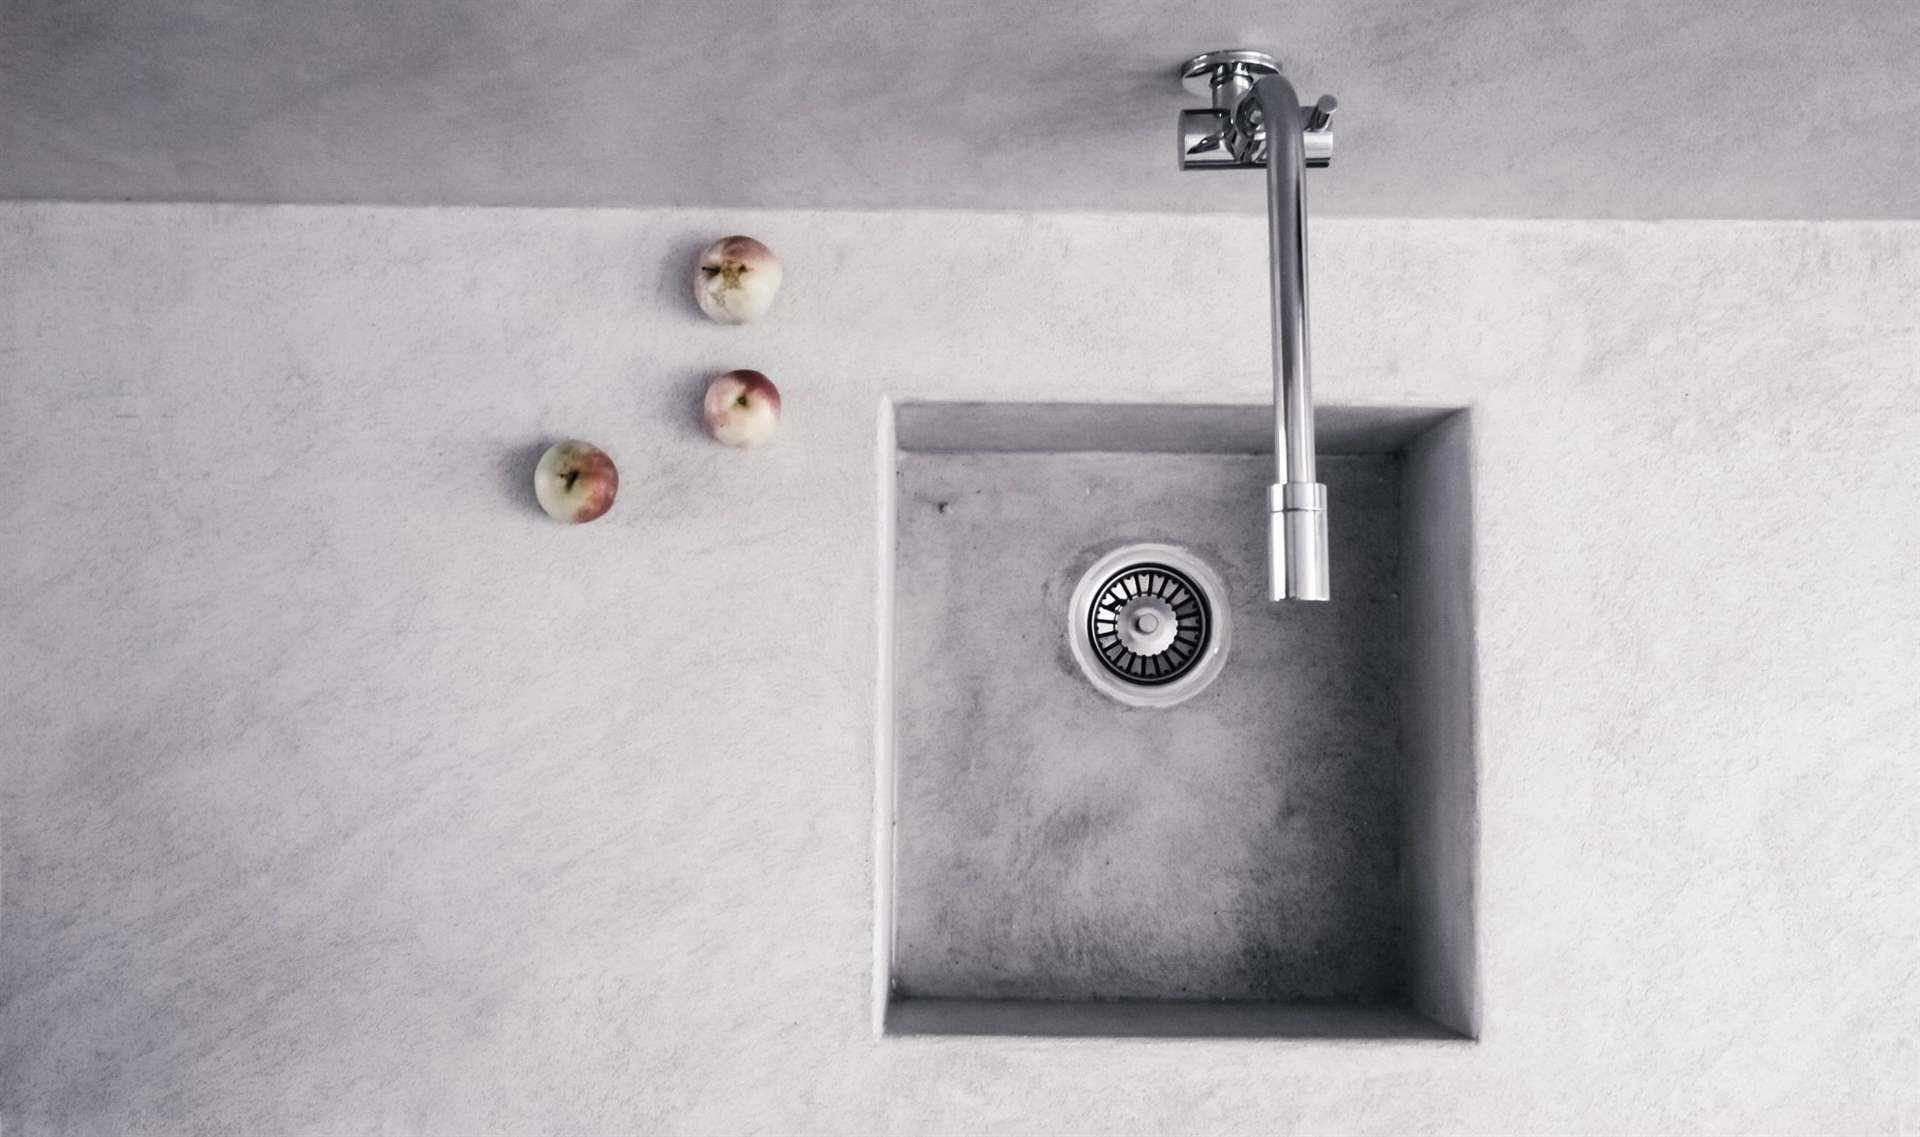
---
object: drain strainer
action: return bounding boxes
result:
[1088,564,1211,684]
[1069,544,1232,707]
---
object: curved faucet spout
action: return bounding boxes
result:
[1251,74,1330,602]
[1176,52,1336,602]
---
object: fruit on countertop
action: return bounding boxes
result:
[533,440,619,523]
[694,236,782,324]
[702,369,781,448]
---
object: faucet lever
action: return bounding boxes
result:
[1306,94,1337,132]
[1303,95,1336,167]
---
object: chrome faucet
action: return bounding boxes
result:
[1177,51,1336,602]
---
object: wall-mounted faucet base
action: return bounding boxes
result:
[1178,51,1334,170]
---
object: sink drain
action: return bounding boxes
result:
[1069,544,1231,707]
[1088,564,1210,684]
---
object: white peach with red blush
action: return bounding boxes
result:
[702,370,781,448]
[533,440,619,523]
[694,236,782,325]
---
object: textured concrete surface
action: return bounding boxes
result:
[892,451,1407,1006]
[3,204,1917,1133]
[3,0,1919,220]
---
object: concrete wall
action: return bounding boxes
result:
[4,0,1917,220]
[2,204,1915,1133]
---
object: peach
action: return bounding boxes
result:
[533,440,618,523]
[702,370,781,448]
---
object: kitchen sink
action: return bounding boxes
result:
[875,401,1477,1039]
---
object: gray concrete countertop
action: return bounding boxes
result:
[2,204,1915,1134]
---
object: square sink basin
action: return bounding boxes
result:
[876,402,1478,1039]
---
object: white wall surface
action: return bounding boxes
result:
[2,203,1916,1134]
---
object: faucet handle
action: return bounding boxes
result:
[1306,94,1337,132]
[1303,94,1336,167]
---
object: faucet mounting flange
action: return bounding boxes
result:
[1179,49,1281,102]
